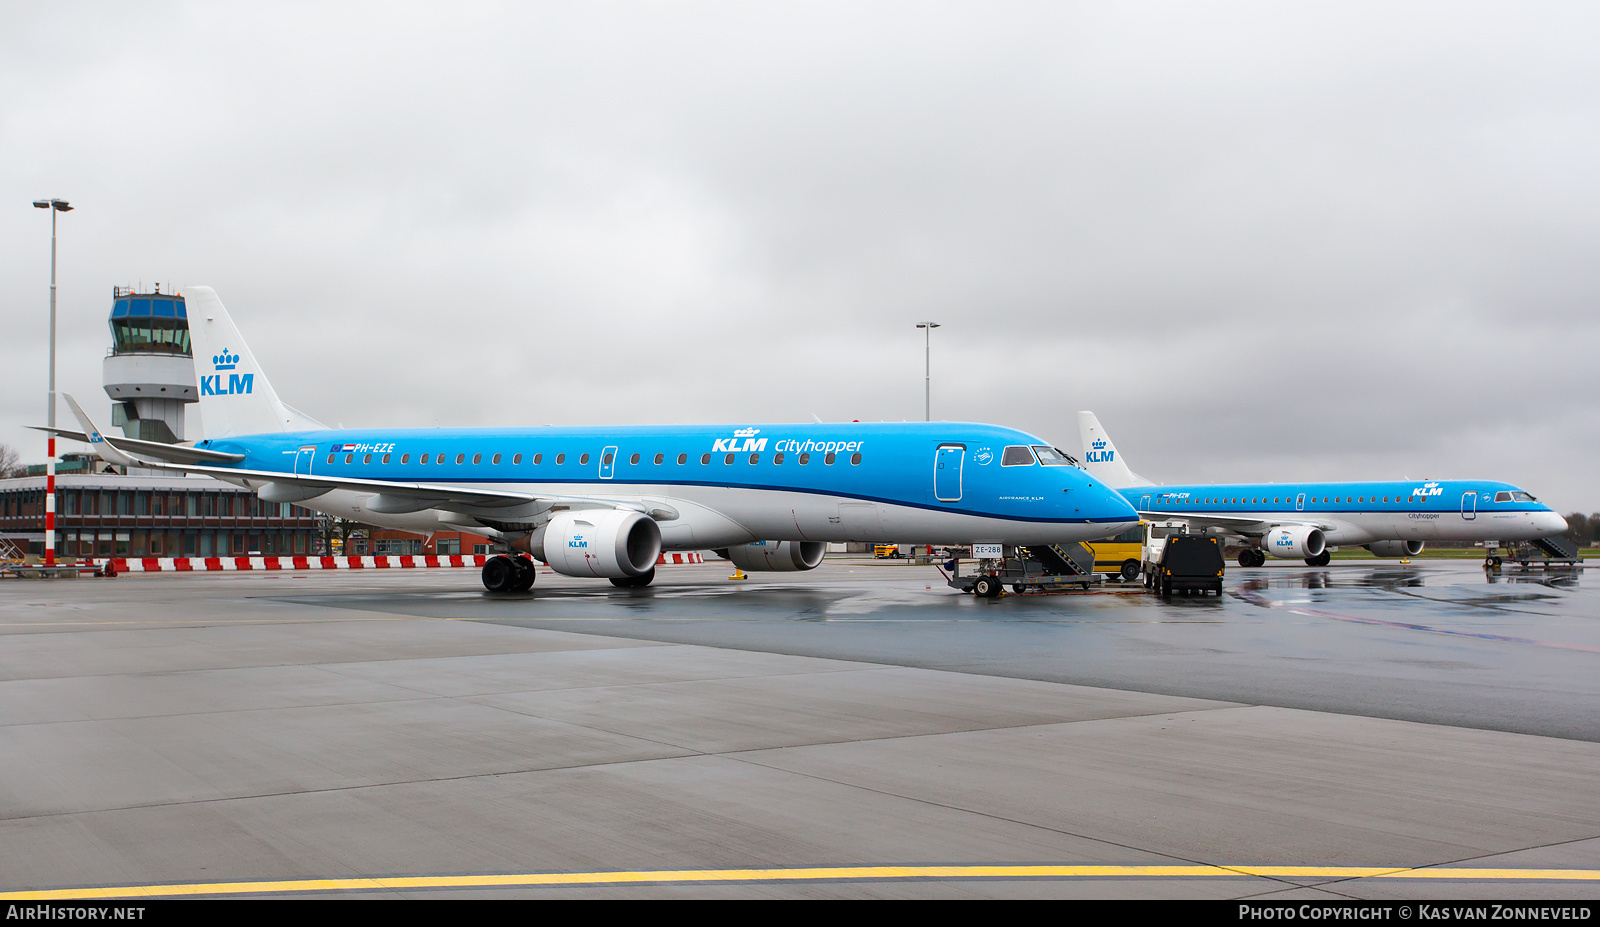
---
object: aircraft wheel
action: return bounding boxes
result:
[1238,551,1253,568]
[1120,560,1140,581]
[1252,549,1267,567]
[1012,584,1026,594]
[973,576,999,598]
[511,556,537,592]
[610,566,656,588]
[481,555,518,593]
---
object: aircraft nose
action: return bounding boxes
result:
[1091,481,1140,527]
[1535,511,1568,535]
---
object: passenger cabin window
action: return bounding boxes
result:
[850,452,861,465]
[824,452,836,465]
[1031,446,1076,466]
[799,453,810,465]
[533,454,542,464]
[676,453,687,465]
[555,454,565,465]
[472,454,482,465]
[1001,446,1036,466]
[700,453,711,465]
[580,453,590,465]
[492,453,502,465]
[512,454,521,465]
[654,453,663,465]
[630,453,640,465]
[456,453,466,464]
[724,453,735,464]
[774,452,785,464]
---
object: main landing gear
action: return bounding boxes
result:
[1237,548,1266,568]
[610,567,656,588]
[482,554,537,593]
[1304,551,1332,567]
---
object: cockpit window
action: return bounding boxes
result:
[1001,445,1037,466]
[1511,491,1536,502]
[1031,446,1079,467]
[1494,492,1512,502]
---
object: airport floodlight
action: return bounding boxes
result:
[34,196,72,568]
[917,322,941,421]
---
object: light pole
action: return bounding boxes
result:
[916,322,940,421]
[33,198,72,569]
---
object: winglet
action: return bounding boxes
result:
[63,394,137,467]
[1077,411,1152,489]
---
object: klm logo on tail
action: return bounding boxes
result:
[200,349,253,396]
[1086,439,1114,464]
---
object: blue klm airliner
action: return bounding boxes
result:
[1077,412,1566,567]
[53,288,1139,593]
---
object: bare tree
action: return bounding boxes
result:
[316,513,370,555]
[0,444,28,479]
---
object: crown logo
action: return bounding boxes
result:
[1092,439,1106,449]
[734,427,760,438]
[213,349,240,371]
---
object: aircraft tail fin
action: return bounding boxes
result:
[184,286,304,438]
[1077,411,1152,489]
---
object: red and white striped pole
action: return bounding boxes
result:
[45,434,55,568]
[33,198,71,569]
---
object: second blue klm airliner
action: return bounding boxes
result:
[60,287,1139,592]
[1077,412,1566,567]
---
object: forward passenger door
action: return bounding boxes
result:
[935,445,965,503]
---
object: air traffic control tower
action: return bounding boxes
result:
[103,286,197,443]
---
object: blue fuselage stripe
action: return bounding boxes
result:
[203,422,1141,525]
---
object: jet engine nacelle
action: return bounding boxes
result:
[1263,525,1326,559]
[1366,540,1424,558]
[528,509,662,579]
[717,540,826,572]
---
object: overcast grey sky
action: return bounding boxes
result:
[3,2,1597,510]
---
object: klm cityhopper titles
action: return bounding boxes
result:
[49,288,1138,593]
[1078,412,1565,567]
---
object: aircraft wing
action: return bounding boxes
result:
[31,424,247,465]
[147,460,546,509]
[1139,510,1335,535]
[43,394,670,524]
[121,458,656,523]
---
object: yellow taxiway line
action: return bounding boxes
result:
[6,864,1600,899]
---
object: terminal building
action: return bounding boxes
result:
[2,285,488,562]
